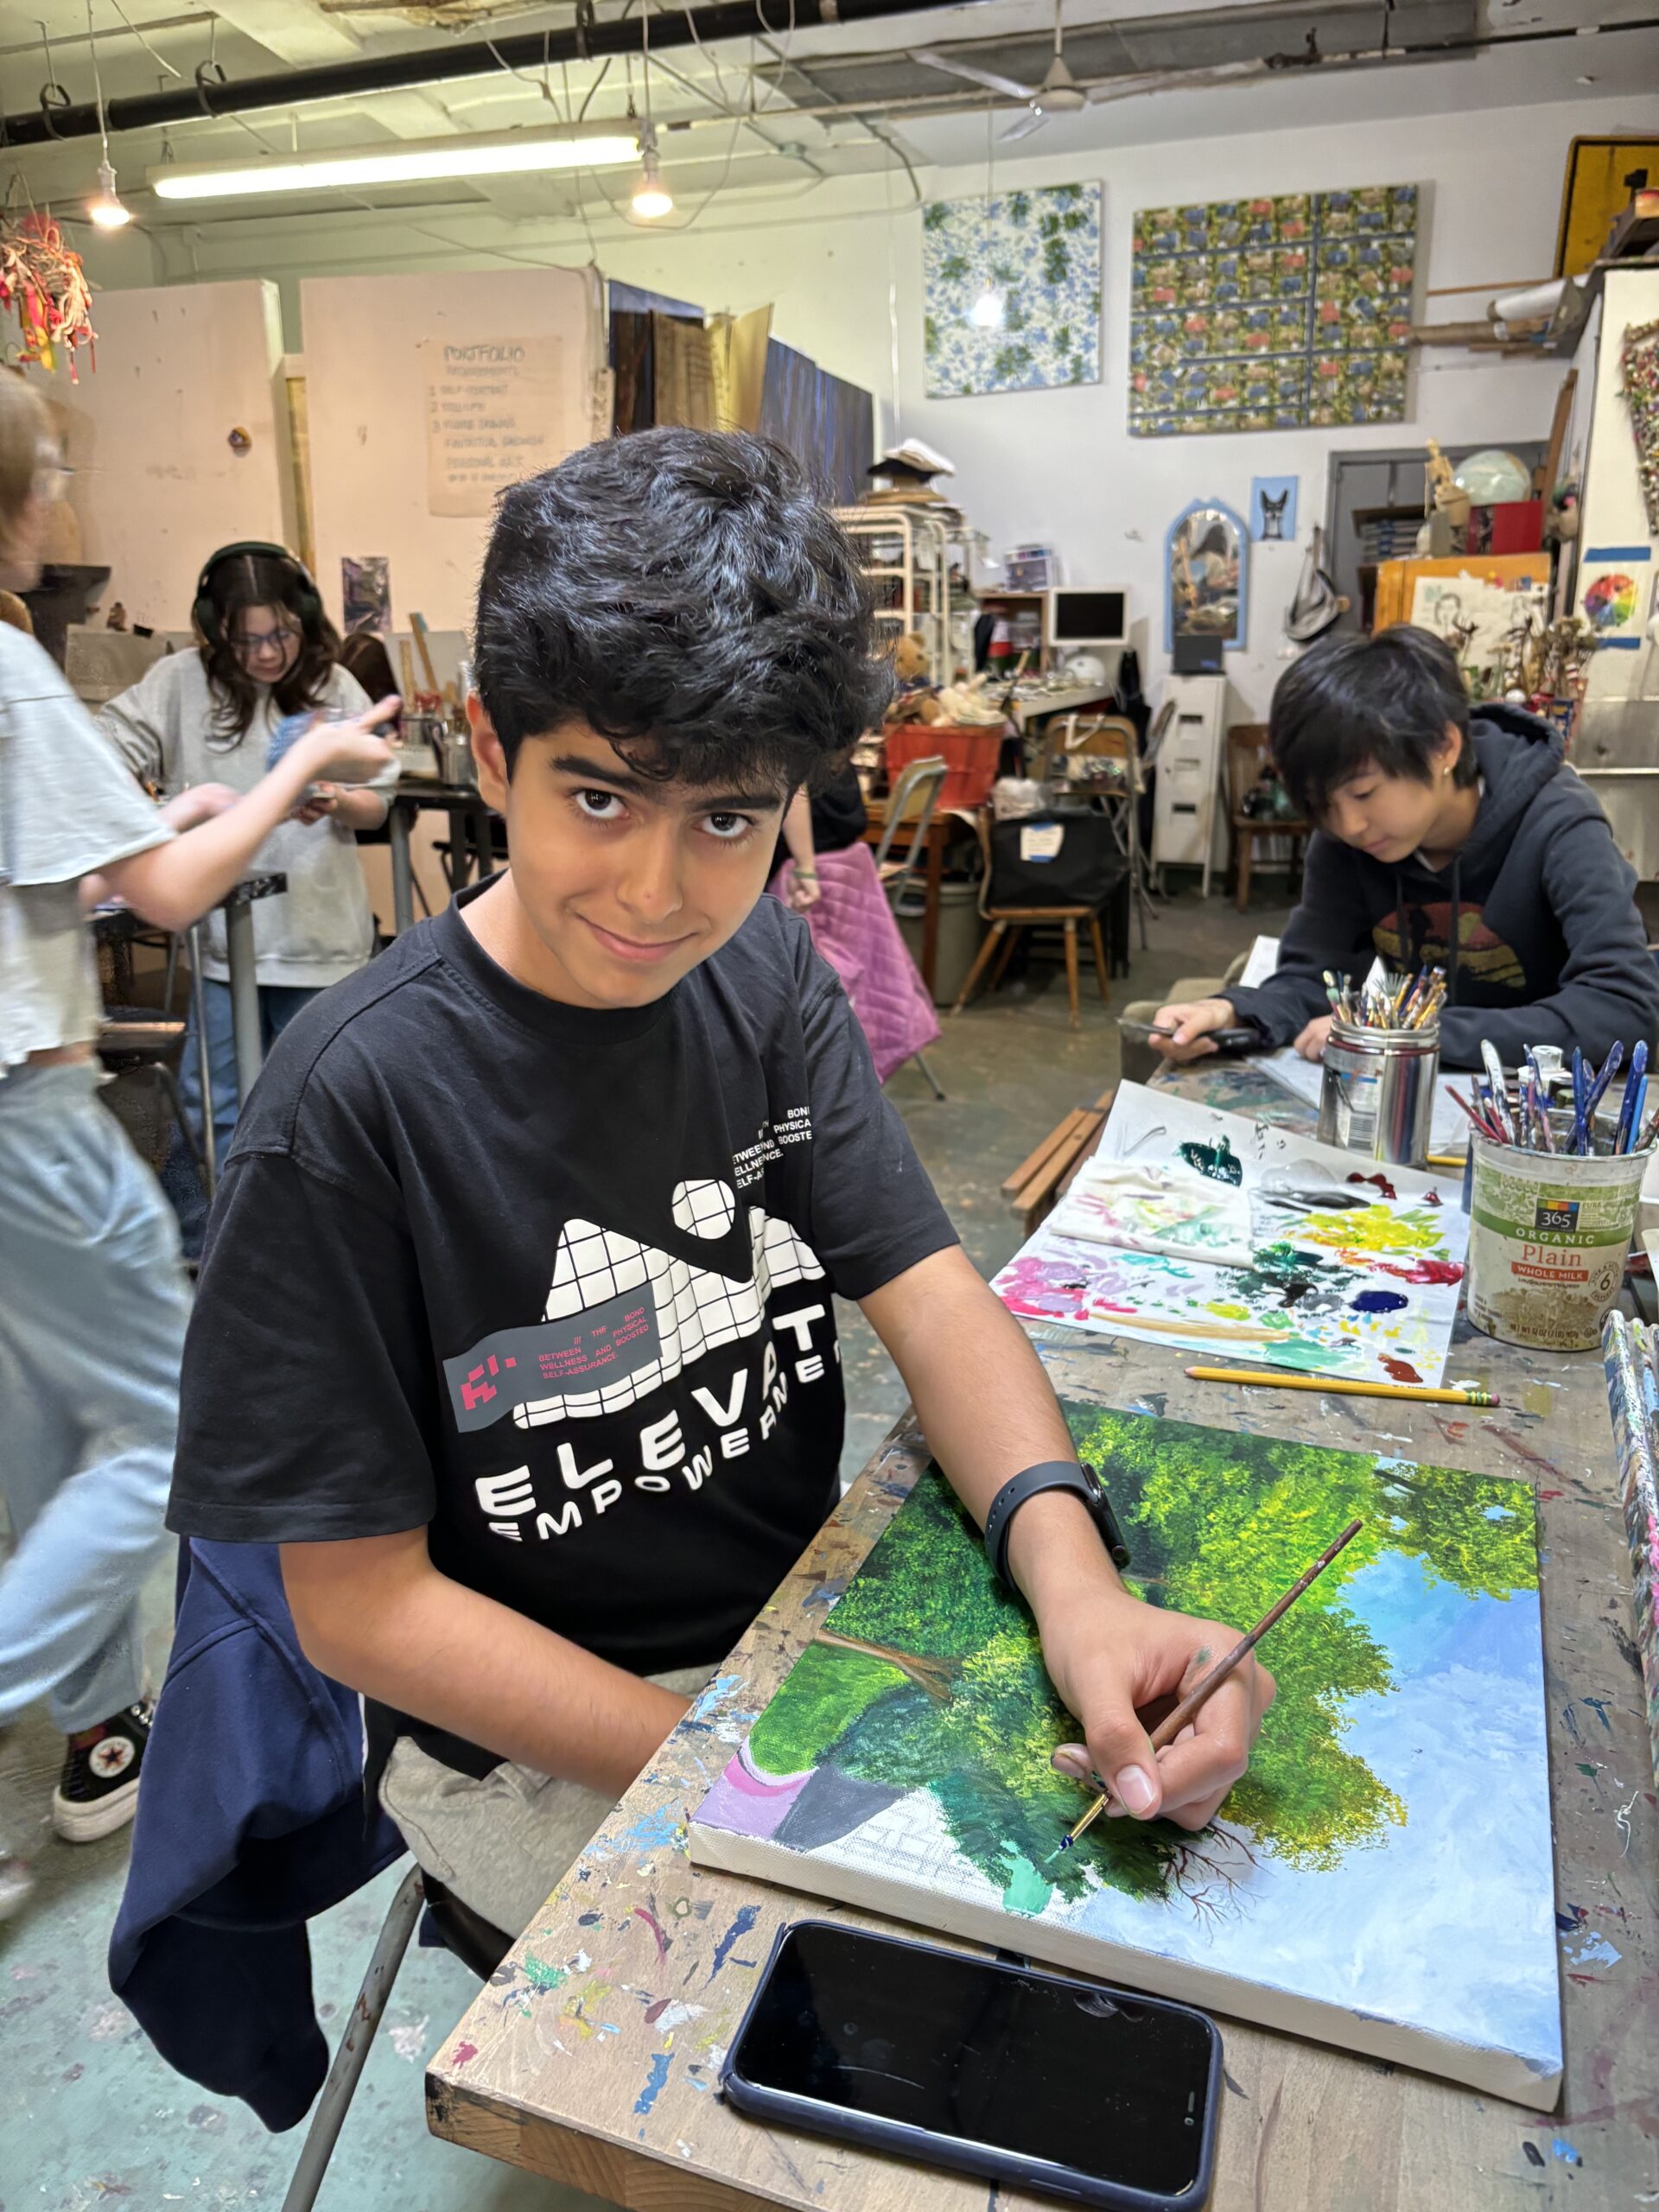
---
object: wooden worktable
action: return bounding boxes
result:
[429,1082,1656,2211]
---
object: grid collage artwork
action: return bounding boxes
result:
[1130,185,1419,437]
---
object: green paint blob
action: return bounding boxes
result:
[1206,1302,1249,1320]
[1001,1851,1054,1917]
[520,1954,569,1991]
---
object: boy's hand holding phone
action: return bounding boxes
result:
[1149,997,1238,1062]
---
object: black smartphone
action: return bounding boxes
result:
[721,1920,1221,2209]
[1119,1020,1259,1052]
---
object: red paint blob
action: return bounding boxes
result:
[1382,1355,1424,1384]
[1346,1170,1399,1201]
[1377,1257,1465,1286]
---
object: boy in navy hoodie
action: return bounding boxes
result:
[1156,626,1659,1071]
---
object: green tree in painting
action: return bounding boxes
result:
[747,1407,1534,1917]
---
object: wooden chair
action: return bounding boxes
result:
[950,799,1112,1032]
[953,904,1111,1031]
[1227,723,1308,913]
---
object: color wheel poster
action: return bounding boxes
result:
[1577,547,1650,649]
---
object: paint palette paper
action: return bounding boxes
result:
[993,1083,1469,1386]
[689,1404,1562,2103]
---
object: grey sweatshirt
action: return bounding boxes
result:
[98,652,395,989]
[1227,704,1659,1071]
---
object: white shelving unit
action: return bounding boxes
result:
[1151,675,1229,898]
[834,505,955,683]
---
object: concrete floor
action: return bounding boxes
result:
[0,881,1291,2211]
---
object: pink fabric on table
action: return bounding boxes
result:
[769,841,940,1084]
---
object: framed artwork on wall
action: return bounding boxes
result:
[1251,476,1299,540]
[922,182,1103,399]
[1129,187,1417,438]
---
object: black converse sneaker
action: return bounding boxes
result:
[52,1700,153,1842]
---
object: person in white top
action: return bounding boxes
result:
[0,371,397,1915]
[98,543,398,1254]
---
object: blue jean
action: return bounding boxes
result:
[0,1063,191,1734]
[168,980,319,1257]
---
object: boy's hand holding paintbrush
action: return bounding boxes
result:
[1024,1524,1278,1832]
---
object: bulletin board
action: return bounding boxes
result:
[1129,186,1417,437]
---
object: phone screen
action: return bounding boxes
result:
[728,1923,1215,2200]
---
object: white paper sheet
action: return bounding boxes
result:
[994,1082,1471,1385]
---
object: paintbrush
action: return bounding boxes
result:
[1184,1364,1497,1407]
[1060,1519,1365,1850]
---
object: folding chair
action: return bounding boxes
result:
[1047,713,1154,952]
[281,1872,512,2212]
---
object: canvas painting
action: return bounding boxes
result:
[690,1402,1561,2102]
[990,1084,1468,1386]
[1129,185,1416,437]
[922,183,1102,399]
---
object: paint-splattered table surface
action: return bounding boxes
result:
[429,1081,1654,2211]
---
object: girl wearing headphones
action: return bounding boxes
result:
[99,543,397,1254]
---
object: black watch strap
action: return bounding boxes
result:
[983,1460,1131,1589]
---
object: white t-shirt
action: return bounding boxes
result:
[98,652,395,989]
[0,624,174,1073]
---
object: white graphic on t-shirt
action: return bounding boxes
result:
[511,1203,824,1429]
[671,1178,736,1239]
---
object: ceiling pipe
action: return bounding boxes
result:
[3,6,1652,152]
[0,0,978,148]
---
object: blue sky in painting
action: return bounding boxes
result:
[1066,1550,1561,2076]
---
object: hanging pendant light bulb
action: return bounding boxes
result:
[630,121,674,221]
[84,3,131,228]
[89,157,131,229]
[969,105,1001,330]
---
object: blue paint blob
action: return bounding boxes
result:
[1350,1289,1409,1314]
[709,1902,760,1981]
[1551,2139,1582,2167]
[633,2049,673,2118]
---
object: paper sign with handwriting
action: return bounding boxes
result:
[422,336,571,518]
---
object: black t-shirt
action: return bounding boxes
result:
[168,885,957,1775]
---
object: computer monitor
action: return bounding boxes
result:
[1046,587,1128,652]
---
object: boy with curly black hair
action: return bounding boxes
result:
[168,431,1269,1936]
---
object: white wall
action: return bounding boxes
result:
[1578,266,1659,704]
[40,280,294,630]
[584,96,1605,714]
[301,266,604,633]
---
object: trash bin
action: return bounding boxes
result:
[898,880,984,1007]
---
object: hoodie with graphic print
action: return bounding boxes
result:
[1226,703,1659,1071]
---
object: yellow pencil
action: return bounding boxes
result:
[1184,1364,1497,1408]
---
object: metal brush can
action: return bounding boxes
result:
[1317,1017,1440,1168]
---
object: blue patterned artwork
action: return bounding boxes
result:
[1130,185,1418,436]
[922,182,1102,399]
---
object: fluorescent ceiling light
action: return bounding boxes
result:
[149,127,640,201]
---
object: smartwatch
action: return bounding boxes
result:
[982,1460,1131,1591]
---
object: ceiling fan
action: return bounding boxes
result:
[912,0,1087,141]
